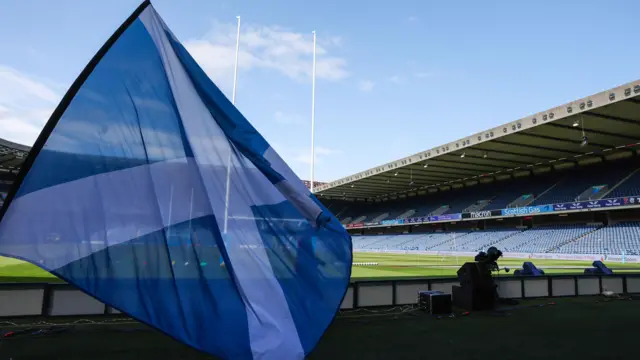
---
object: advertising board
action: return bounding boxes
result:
[501,205,553,216]
[552,196,640,211]
[428,213,462,222]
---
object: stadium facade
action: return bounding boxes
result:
[315,79,640,261]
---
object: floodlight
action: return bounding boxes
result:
[581,136,588,147]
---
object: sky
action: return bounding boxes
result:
[1,0,640,182]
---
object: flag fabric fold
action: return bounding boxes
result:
[0,2,352,359]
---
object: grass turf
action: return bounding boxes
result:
[351,252,640,279]
[1,296,638,359]
[1,253,640,283]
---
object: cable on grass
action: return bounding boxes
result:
[0,317,137,329]
[337,305,420,319]
[0,317,146,345]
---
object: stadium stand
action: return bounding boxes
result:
[352,224,610,254]
[315,80,640,258]
[341,158,640,256]
[530,162,634,205]
[329,158,640,224]
[0,137,28,207]
[606,170,640,199]
[0,137,28,172]
[340,158,640,256]
[556,221,640,255]
[331,155,640,257]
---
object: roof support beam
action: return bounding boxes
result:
[492,140,583,155]
[471,147,557,161]
[415,164,483,177]
[445,153,531,166]
[430,158,505,171]
[585,111,640,126]
[546,123,640,142]
[515,132,610,149]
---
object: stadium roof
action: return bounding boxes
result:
[315,79,640,200]
[0,138,29,174]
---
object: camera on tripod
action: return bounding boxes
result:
[473,246,503,273]
[452,246,504,311]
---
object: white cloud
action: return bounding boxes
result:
[271,141,340,166]
[0,66,59,104]
[0,65,61,145]
[265,142,341,179]
[184,22,349,93]
[358,80,375,92]
[0,114,43,143]
[274,111,304,125]
[414,72,434,79]
[316,146,340,156]
[389,75,402,84]
[292,146,341,165]
[0,63,338,181]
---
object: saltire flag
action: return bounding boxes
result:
[0,1,352,359]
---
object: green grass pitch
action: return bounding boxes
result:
[1,253,640,283]
[350,252,640,279]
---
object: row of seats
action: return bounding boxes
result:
[332,159,640,225]
[556,222,640,255]
[353,222,640,255]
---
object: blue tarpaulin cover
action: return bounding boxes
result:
[0,2,352,359]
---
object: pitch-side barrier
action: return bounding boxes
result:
[1,273,639,317]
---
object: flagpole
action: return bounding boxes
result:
[188,187,194,245]
[232,16,241,104]
[167,184,174,239]
[310,30,317,193]
[223,15,241,233]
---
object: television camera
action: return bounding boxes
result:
[453,247,510,311]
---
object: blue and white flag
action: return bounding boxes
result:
[0,2,352,359]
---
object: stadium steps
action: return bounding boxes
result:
[599,167,640,199]
[495,230,550,253]
[506,194,534,208]
[334,206,349,218]
[360,235,397,248]
[545,226,603,253]
[351,215,367,224]
[425,232,472,250]
[397,209,416,219]
[451,231,495,249]
[530,178,564,205]
[451,230,521,252]
[428,206,450,216]
[474,229,526,252]
[463,199,492,213]
[371,212,390,223]
[395,233,432,247]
